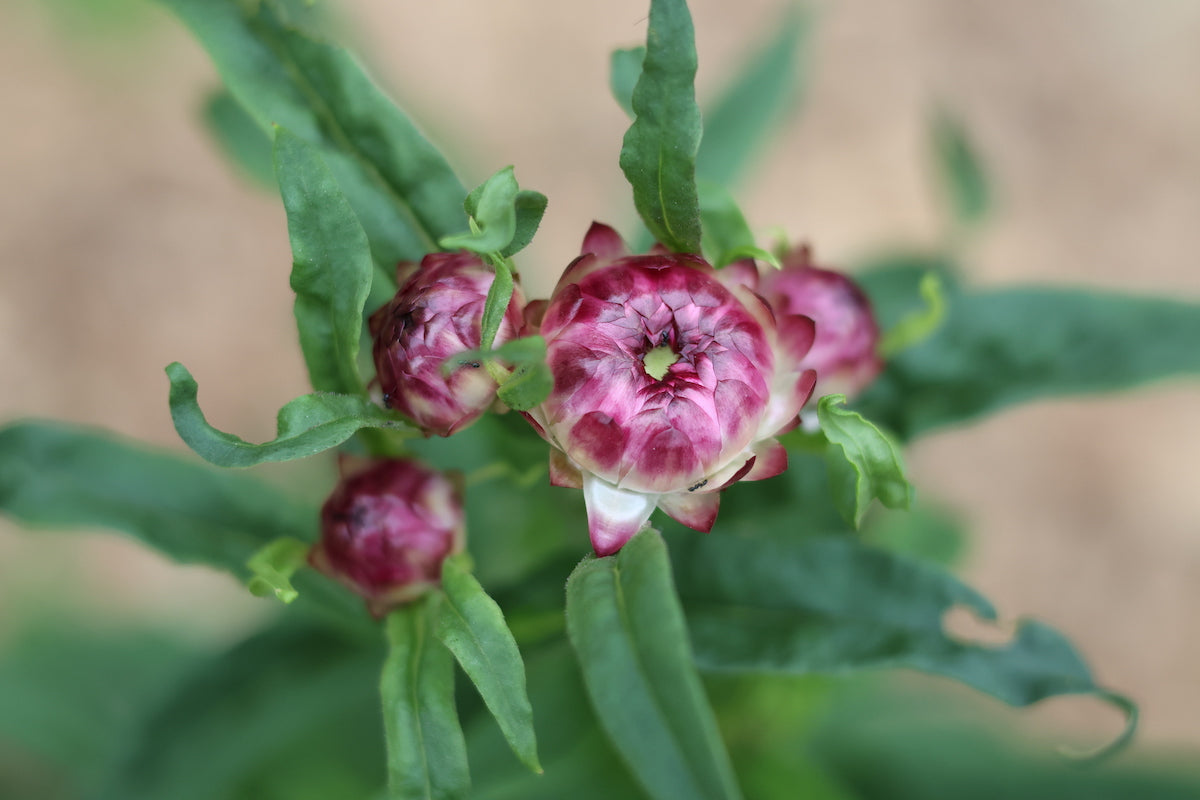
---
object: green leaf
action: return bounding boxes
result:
[931,106,991,229]
[505,190,549,258]
[275,126,373,396]
[876,271,947,358]
[98,622,384,800]
[565,529,743,800]
[495,360,553,412]
[203,88,274,188]
[609,46,645,118]
[619,0,703,254]
[440,167,521,255]
[698,180,779,268]
[855,273,1200,439]
[156,0,467,272]
[697,7,808,188]
[817,395,912,527]
[434,555,540,774]
[167,361,413,468]
[0,420,313,576]
[246,536,311,603]
[671,533,1136,746]
[0,623,198,793]
[478,260,515,353]
[465,642,649,800]
[382,598,470,800]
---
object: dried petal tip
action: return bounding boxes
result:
[759,246,883,401]
[370,251,526,437]
[310,459,464,616]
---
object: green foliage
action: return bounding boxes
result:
[856,264,1200,439]
[930,106,991,230]
[166,362,414,467]
[566,530,743,800]
[382,599,470,800]
[0,420,313,576]
[440,166,547,259]
[434,555,541,774]
[697,7,809,188]
[698,180,780,267]
[0,623,198,794]
[275,127,373,396]
[203,89,275,188]
[97,622,384,800]
[155,0,467,274]
[817,395,913,526]
[670,532,1134,743]
[619,0,703,253]
[246,537,311,604]
[609,47,644,118]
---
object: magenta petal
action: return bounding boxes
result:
[742,438,788,482]
[657,491,721,532]
[582,222,629,259]
[582,474,657,556]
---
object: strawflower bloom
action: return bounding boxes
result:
[525,223,817,556]
[757,245,883,402]
[370,252,525,437]
[310,458,465,616]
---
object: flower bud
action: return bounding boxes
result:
[310,458,465,616]
[525,223,816,556]
[757,246,883,401]
[370,252,525,437]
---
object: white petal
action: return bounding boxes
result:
[582,473,659,556]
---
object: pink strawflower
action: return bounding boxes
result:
[310,458,465,616]
[370,252,525,437]
[525,223,816,556]
[757,245,883,401]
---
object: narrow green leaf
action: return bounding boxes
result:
[817,395,912,527]
[478,260,515,353]
[504,189,548,258]
[246,536,311,603]
[619,0,703,253]
[434,555,541,774]
[202,88,274,188]
[931,106,991,229]
[99,622,384,800]
[855,272,1200,439]
[440,167,521,255]
[609,46,645,118]
[0,420,313,576]
[495,361,553,412]
[565,529,743,800]
[671,533,1136,739]
[876,271,947,358]
[275,126,373,395]
[698,180,779,268]
[166,362,413,468]
[382,598,470,800]
[697,7,808,188]
[156,0,467,271]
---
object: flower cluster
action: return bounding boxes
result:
[329,224,883,586]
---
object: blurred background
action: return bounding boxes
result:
[1,0,1198,761]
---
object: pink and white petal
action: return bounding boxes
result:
[759,368,817,439]
[740,438,788,482]
[549,449,583,489]
[657,491,721,532]
[582,474,658,556]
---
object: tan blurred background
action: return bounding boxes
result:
[1,0,1198,751]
